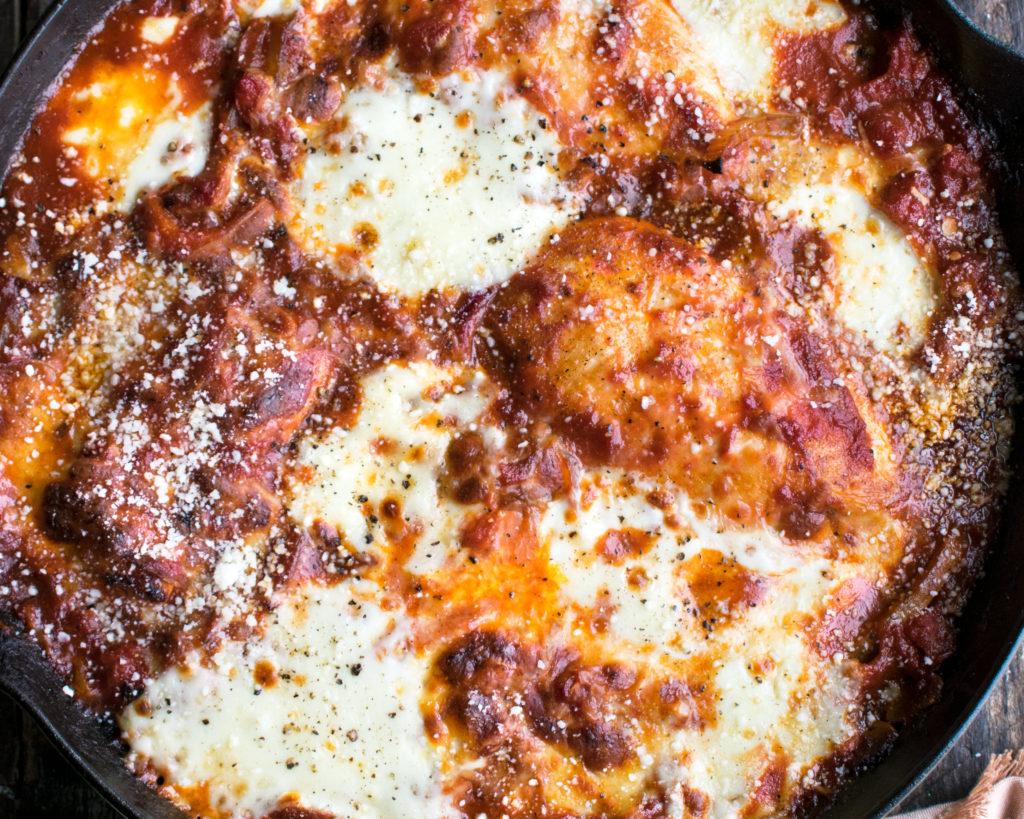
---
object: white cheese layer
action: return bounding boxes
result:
[289,68,577,296]
[131,360,865,818]
[140,15,179,44]
[771,183,936,354]
[540,471,859,816]
[120,103,212,209]
[540,476,827,652]
[61,79,212,211]
[669,0,845,99]
[287,361,500,574]
[660,620,854,819]
[241,0,301,18]
[122,583,450,819]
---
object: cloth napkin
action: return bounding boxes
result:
[893,752,1024,819]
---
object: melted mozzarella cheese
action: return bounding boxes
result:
[138,358,868,818]
[287,362,500,573]
[543,490,690,650]
[61,68,211,210]
[771,183,937,354]
[283,362,862,817]
[120,103,212,208]
[122,583,450,819]
[140,15,179,44]
[541,475,829,652]
[540,470,859,815]
[670,0,845,99]
[658,622,855,818]
[289,68,577,296]
[683,577,855,814]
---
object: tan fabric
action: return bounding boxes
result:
[892,752,1024,819]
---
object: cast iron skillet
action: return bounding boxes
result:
[1,1,1023,817]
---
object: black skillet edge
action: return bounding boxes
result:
[0,630,189,819]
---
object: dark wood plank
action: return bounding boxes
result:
[0,692,124,818]
[961,0,1024,49]
[895,662,1024,812]
[0,0,1022,817]
[0,0,18,75]
[17,0,53,40]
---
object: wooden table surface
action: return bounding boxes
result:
[0,0,1023,816]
